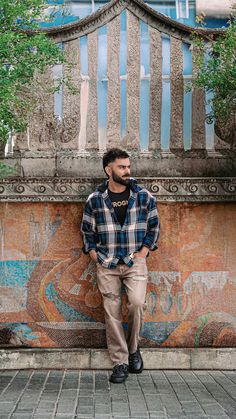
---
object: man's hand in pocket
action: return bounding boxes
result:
[133,247,149,259]
[89,249,98,263]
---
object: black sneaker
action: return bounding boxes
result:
[109,363,129,383]
[129,347,143,373]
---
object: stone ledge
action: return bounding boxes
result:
[0,348,235,370]
[0,177,236,202]
[2,151,236,179]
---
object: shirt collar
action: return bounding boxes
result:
[96,177,139,194]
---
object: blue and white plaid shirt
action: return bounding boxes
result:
[81,178,160,269]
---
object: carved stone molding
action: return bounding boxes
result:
[0,177,235,202]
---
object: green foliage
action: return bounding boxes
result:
[0,0,66,144]
[0,161,16,177]
[191,6,236,126]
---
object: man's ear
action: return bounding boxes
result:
[105,166,110,177]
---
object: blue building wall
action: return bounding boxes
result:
[41,0,228,28]
[41,1,224,151]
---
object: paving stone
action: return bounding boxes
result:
[93,404,111,415]
[60,382,78,390]
[0,369,235,418]
[0,401,15,408]
[13,406,35,413]
[77,396,94,406]
[54,416,75,419]
[94,394,110,404]
[33,416,53,419]
[34,409,55,415]
[144,394,163,411]
[181,401,205,414]
[184,416,208,419]
[76,406,94,415]
[130,416,148,418]
[201,404,229,415]
[55,403,76,414]
[208,416,231,419]
[112,395,129,403]
[112,402,130,411]
[224,371,236,384]
[37,401,56,408]
[109,416,130,419]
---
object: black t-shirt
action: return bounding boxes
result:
[108,187,130,227]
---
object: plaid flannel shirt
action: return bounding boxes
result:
[81,178,160,269]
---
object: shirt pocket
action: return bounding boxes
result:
[136,206,148,223]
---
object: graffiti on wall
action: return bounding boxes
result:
[0,202,235,348]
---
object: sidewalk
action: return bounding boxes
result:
[0,369,236,419]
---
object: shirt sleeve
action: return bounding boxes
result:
[81,197,97,254]
[142,194,160,251]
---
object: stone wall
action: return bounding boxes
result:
[0,0,235,349]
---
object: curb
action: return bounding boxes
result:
[0,348,235,370]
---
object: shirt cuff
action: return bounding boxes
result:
[82,244,97,254]
[142,241,158,251]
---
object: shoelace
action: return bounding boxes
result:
[129,351,140,367]
[113,364,127,373]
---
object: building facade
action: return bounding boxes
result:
[0,0,235,349]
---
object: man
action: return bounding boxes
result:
[81,148,160,383]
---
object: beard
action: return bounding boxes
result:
[111,170,131,186]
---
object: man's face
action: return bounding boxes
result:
[106,158,131,186]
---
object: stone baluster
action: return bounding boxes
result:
[86,30,99,151]
[107,15,121,149]
[61,38,81,150]
[28,67,55,151]
[170,36,184,150]
[191,45,206,150]
[125,10,140,150]
[149,27,162,151]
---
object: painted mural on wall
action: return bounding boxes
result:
[0,202,235,348]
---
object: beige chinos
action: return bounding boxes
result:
[96,257,148,365]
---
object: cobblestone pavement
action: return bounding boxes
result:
[0,370,236,419]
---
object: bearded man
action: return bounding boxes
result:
[81,148,160,383]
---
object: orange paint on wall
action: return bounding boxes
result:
[0,202,235,348]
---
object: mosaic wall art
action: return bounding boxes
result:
[0,202,235,348]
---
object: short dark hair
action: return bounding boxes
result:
[102,148,130,177]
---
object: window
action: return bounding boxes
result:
[176,0,189,19]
